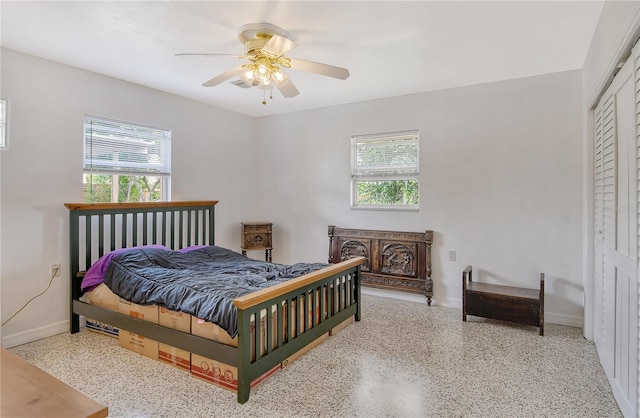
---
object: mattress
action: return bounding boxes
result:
[86,245,327,337]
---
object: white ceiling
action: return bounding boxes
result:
[1,1,604,118]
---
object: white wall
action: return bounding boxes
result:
[255,70,585,326]
[0,49,258,346]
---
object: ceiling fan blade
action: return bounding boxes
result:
[261,35,297,57]
[176,53,241,58]
[288,58,349,80]
[202,66,245,87]
[277,75,299,98]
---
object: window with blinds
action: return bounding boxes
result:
[83,115,171,203]
[351,130,419,210]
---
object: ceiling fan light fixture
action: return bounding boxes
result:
[240,65,256,86]
[241,60,282,89]
[180,22,347,104]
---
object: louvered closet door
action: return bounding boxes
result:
[593,49,639,418]
[594,97,604,352]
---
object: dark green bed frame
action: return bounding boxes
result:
[65,201,363,403]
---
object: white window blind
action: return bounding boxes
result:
[353,131,419,177]
[351,130,419,209]
[83,116,171,175]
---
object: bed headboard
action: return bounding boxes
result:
[328,225,434,305]
[65,200,218,329]
[65,200,218,270]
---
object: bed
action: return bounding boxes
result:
[66,201,364,404]
[328,226,434,305]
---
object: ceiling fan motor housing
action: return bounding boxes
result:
[238,22,293,55]
[244,38,269,55]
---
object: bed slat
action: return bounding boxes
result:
[194,211,199,244]
[110,214,116,251]
[85,216,91,270]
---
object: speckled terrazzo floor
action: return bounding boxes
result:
[7,294,621,418]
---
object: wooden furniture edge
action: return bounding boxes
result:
[467,282,540,298]
[1,348,108,418]
[328,225,432,242]
[64,200,219,211]
[233,257,364,309]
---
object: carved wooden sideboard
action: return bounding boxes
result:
[328,226,434,305]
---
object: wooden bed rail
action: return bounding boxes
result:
[233,257,365,309]
[64,201,219,211]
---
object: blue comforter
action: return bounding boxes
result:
[104,246,328,337]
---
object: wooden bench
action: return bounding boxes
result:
[462,266,544,335]
[0,348,108,417]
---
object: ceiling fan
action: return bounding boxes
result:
[177,23,350,104]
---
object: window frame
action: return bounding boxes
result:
[83,115,171,203]
[350,130,420,211]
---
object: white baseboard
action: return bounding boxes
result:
[361,287,428,304]
[545,312,583,328]
[363,288,584,328]
[1,320,69,348]
[607,368,636,418]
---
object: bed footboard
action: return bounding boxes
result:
[233,257,364,403]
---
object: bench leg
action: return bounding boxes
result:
[539,273,544,336]
[462,266,470,322]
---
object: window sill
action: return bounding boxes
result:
[351,205,419,212]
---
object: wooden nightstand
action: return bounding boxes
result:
[241,222,273,262]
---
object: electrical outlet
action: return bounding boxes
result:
[50,263,61,277]
[448,250,456,262]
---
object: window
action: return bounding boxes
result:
[83,116,171,203]
[351,130,419,210]
[0,99,7,149]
